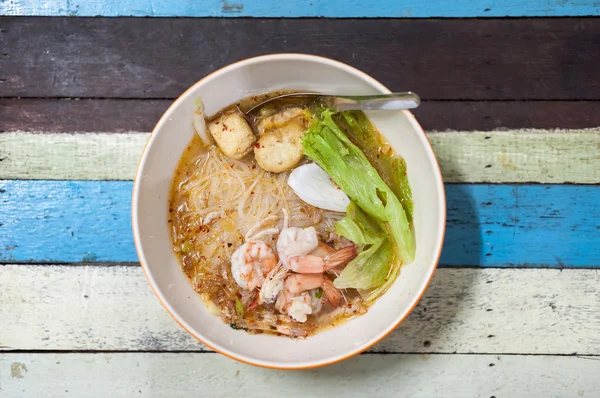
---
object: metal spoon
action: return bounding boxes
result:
[245,91,421,115]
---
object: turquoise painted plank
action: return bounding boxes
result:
[0,180,598,266]
[2,0,600,17]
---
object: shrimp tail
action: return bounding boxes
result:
[324,244,357,268]
[309,241,336,257]
[321,278,343,307]
[288,244,357,274]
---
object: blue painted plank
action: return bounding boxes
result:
[0,180,598,266]
[1,0,600,17]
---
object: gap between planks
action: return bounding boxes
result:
[1,129,599,183]
[1,265,599,355]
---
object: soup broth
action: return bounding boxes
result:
[169,92,413,337]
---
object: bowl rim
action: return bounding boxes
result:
[132,53,446,370]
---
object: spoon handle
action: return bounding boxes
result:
[327,92,421,111]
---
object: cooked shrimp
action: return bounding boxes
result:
[283,274,343,307]
[231,241,278,290]
[275,273,344,322]
[287,244,357,274]
[277,291,313,323]
[308,241,336,258]
[276,226,319,266]
[259,262,288,304]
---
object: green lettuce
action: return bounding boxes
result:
[334,239,393,290]
[302,110,415,264]
[337,111,413,222]
[333,202,394,291]
[334,201,382,246]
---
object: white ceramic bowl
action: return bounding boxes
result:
[132,54,446,369]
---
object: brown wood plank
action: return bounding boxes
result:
[2,98,600,132]
[0,99,169,133]
[414,101,600,131]
[1,17,599,100]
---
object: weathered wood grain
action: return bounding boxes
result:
[0,99,169,133]
[1,181,598,266]
[3,130,599,183]
[1,353,599,397]
[416,101,600,131]
[0,133,148,180]
[3,0,600,18]
[1,265,599,354]
[2,18,600,100]
[428,129,600,184]
[4,99,600,133]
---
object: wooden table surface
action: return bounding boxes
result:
[1,2,600,397]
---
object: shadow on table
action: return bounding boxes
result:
[382,183,483,351]
[313,183,483,377]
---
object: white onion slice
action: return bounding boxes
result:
[288,163,350,212]
[192,98,213,146]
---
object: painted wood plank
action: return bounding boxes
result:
[2,0,600,18]
[5,99,600,133]
[0,133,148,181]
[0,99,170,133]
[1,181,598,266]
[3,18,600,100]
[1,265,599,354]
[3,130,600,183]
[428,129,600,184]
[1,353,599,398]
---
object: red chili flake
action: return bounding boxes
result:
[252,165,256,169]
[187,274,191,279]
[200,256,207,261]
[254,143,260,148]
[347,304,352,308]
[250,191,254,195]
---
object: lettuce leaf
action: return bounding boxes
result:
[333,202,393,293]
[338,111,413,222]
[302,110,415,264]
[334,202,382,246]
[333,239,393,290]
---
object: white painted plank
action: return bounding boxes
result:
[1,265,599,354]
[1,129,599,183]
[0,132,148,181]
[428,128,600,183]
[1,353,598,397]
